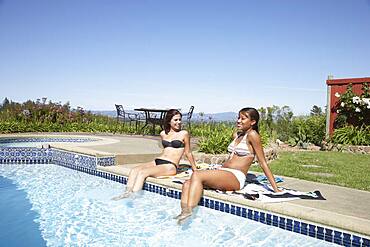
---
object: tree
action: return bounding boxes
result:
[310,105,323,116]
[0,97,10,111]
[198,112,205,122]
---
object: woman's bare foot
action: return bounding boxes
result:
[177,211,192,224]
[111,191,132,201]
[175,207,193,224]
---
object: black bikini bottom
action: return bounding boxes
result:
[155,158,177,168]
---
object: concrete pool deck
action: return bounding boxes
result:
[2,133,369,237]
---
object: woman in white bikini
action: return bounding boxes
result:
[112,109,197,200]
[175,107,281,223]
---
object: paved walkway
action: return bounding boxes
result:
[6,133,369,237]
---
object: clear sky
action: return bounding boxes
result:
[1,0,369,114]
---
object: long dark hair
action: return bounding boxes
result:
[239,107,260,133]
[164,109,182,134]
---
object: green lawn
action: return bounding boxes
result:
[250,151,370,192]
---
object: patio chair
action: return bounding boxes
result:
[115,104,143,130]
[182,106,194,130]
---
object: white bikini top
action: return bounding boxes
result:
[227,132,255,157]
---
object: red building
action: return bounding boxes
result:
[326,77,370,136]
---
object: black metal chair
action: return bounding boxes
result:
[115,104,143,130]
[182,106,194,130]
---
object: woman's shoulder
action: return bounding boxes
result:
[159,130,166,137]
[246,130,260,141]
[179,129,190,137]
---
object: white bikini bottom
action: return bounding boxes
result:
[218,167,246,190]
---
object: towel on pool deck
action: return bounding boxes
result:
[217,183,326,203]
[217,172,325,202]
[171,168,325,203]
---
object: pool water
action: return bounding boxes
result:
[0,176,47,246]
[0,164,335,247]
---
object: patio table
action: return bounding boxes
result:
[134,108,169,134]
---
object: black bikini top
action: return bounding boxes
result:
[162,139,185,149]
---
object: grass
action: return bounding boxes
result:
[250,151,370,192]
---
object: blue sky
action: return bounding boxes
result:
[1,0,369,114]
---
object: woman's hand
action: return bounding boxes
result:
[274,188,284,193]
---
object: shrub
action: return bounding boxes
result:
[288,115,326,147]
[333,125,370,145]
[193,122,233,154]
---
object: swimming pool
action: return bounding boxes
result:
[0,137,368,246]
[0,163,335,246]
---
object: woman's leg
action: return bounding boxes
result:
[174,180,191,219]
[181,180,191,205]
[177,170,240,223]
[131,163,176,192]
[111,162,154,200]
[126,162,154,191]
[187,170,240,207]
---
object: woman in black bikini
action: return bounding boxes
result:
[112,109,197,200]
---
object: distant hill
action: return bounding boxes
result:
[192,112,237,122]
[91,110,237,122]
[91,110,116,117]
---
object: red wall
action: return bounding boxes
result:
[326,77,370,135]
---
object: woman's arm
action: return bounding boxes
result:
[183,131,197,171]
[248,131,281,192]
[158,131,165,149]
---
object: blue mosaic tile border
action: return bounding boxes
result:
[0,137,98,144]
[0,147,52,164]
[97,156,116,167]
[52,149,98,170]
[0,147,115,169]
[1,147,369,247]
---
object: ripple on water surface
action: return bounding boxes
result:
[0,164,335,247]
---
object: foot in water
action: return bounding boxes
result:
[175,210,193,224]
[111,191,133,201]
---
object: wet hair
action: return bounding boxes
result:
[239,107,260,133]
[164,109,182,134]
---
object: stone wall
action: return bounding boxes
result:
[321,143,370,154]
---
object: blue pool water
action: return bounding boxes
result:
[0,176,46,247]
[0,164,335,247]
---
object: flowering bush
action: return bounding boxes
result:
[334,83,370,128]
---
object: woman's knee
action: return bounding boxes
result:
[133,165,145,174]
[183,180,191,190]
[190,171,202,182]
[137,170,149,180]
